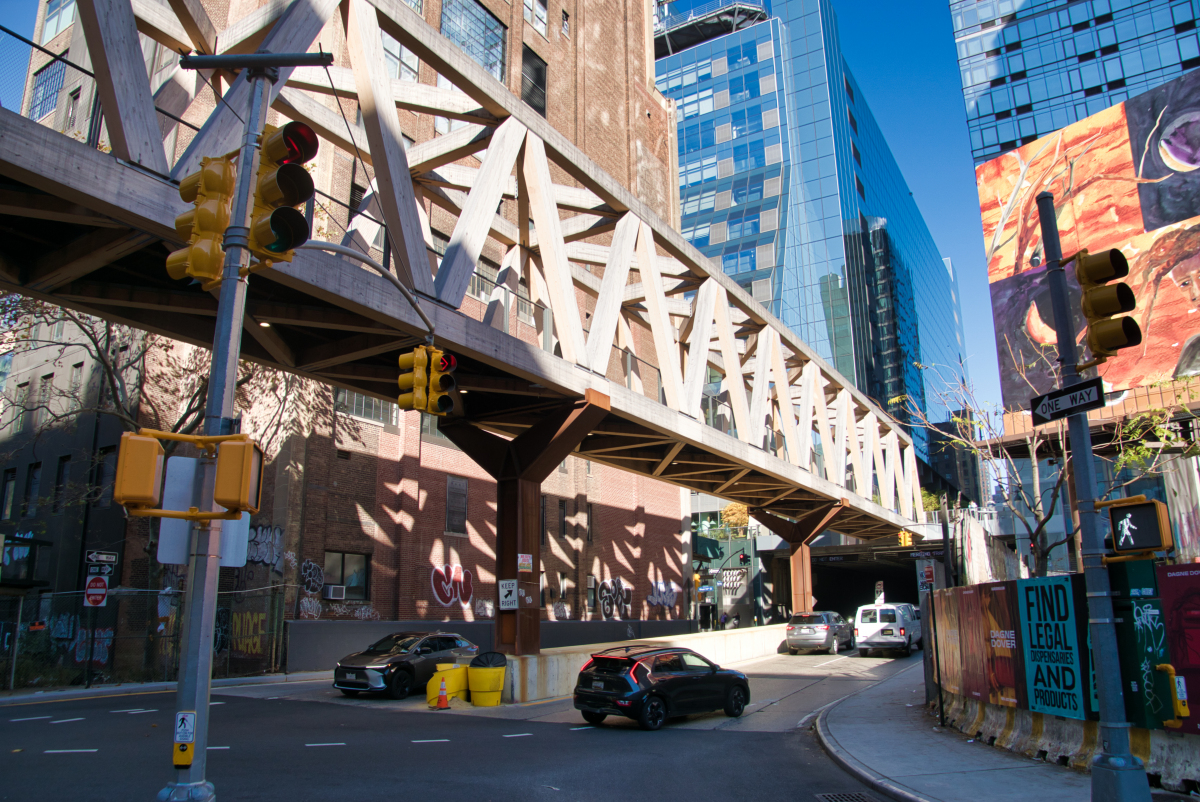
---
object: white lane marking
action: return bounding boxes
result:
[109,709,144,714]
[412,739,449,743]
[209,702,225,706]
[305,743,346,747]
[10,716,51,722]
[502,733,532,738]
[45,749,98,753]
[813,653,856,668]
[208,746,231,750]
[569,726,593,731]
[50,718,85,724]
[127,709,158,714]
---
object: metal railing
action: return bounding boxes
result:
[654,0,767,33]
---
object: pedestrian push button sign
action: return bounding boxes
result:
[1108,499,1172,554]
[173,711,196,768]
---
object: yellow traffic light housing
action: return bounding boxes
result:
[113,432,165,508]
[166,157,236,290]
[398,346,429,410]
[898,530,912,548]
[247,122,318,269]
[426,348,458,416]
[213,439,264,514]
[1075,248,1142,367]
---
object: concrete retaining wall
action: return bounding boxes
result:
[284,619,696,672]
[932,689,1200,792]
[503,624,789,703]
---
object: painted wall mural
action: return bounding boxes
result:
[598,578,632,620]
[431,564,473,607]
[979,68,1200,409]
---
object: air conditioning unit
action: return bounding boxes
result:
[322,585,346,600]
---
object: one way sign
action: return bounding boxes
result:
[1030,377,1106,425]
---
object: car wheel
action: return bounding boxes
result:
[724,686,747,718]
[787,647,798,655]
[582,711,607,726]
[387,669,413,700]
[638,696,667,731]
[901,642,913,658]
[339,689,360,698]
[829,637,839,655]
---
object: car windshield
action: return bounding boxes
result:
[364,635,421,655]
[859,609,877,623]
[791,614,824,625]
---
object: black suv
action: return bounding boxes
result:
[573,645,750,730]
[333,631,478,699]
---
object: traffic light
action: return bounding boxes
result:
[1075,248,1142,363]
[247,122,318,268]
[166,156,236,289]
[426,348,457,416]
[898,530,912,548]
[213,439,264,514]
[738,553,750,566]
[397,346,429,410]
[1107,498,1173,555]
[113,432,165,508]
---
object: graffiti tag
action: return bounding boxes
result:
[598,578,632,620]
[474,597,494,619]
[647,581,678,608]
[300,559,324,595]
[213,608,231,654]
[552,601,571,620]
[432,564,473,606]
[298,596,322,619]
[247,526,285,574]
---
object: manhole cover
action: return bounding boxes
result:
[814,794,878,802]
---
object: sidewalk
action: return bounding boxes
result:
[815,662,1091,802]
[0,670,333,706]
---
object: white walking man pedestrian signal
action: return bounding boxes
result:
[1115,512,1137,548]
[1105,499,1172,555]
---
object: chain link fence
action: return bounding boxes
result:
[0,585,288,692]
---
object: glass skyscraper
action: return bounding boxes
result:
[952,0,1200,164]
[656,0,968,477]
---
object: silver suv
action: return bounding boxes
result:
[333,631,478,699]
[786,611,853,654]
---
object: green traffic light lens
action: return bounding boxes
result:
[261,207,310,252]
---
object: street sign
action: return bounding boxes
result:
[84,575,108,607]
[498,579,518,610]
[88,564,114,576]
[517,553,533,573]
[86,550,118,564]
[874,581,885,604]
[174,711,196,743]
[1030,377,1105,425]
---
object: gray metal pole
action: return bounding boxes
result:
[8,593,23,690]
[158,72,272,802]
[1035,192,1149,802]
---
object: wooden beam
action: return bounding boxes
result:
[131,0,191,54]
[681,278,717,418]
[287,66,500,124]
[218,0,291,54]
[0,189,121,227]
[635,222,682,411]
[421,182,519,246]
[346,0,433,295]
[713,285,751,443]
[434,118,526,307]
[26,229,156,292]
[406,124,492,174]
[419,163,611,215]
[167,0,216,53]
[297,332,411,371]
[584,213,638,374]
[77,0,169,174]
[652,441,686,477]
[243,315,295,367]
[274,88,371,159]
[769,328,801,467]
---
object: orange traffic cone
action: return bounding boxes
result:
[435,677,450,710]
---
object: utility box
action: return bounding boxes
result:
[1111,559,1175,729]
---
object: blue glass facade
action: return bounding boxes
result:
[953,0,1200,164]
[657,0,968,469]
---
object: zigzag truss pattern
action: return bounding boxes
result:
[0,0,924,538]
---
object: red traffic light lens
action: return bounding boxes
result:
[279,122,319,165]
[438,354,457,372]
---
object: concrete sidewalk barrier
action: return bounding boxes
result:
[503,624,788,703]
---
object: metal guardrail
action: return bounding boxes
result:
[654,0,767,33]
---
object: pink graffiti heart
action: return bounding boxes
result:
[431,564,473,606]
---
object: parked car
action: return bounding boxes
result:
[333,631,479,699]
[572,645,751,731]
[854,604,921,657]
[786,611,853,654]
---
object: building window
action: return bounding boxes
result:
[446,475,468,534]
[36,373,53,427]
[1,469,17,520]
[52,318,65,340]
[852,141,862,166]
[585,460,591,475]
[561,9,569,36]
[323,551,369,600]
[13,382,29,432]
[382,30,419,82]
[559,459,568,474]
[586,502,594,542]
[524,0,548,36]
[42,0,75,43]
[558,499,567,537]
[421,411,458,447]
[586,575,596,611]
[855,175,866,199]
[53,456,70,513]
[847,109,858,134]
[844,76,854,102]
[22,463,41,517]
[348,183,366,221]
[334,388,397,424]
[93,446,116,508]
[29,57,67,119]
[540,570,546,608]
[64,88,79,131]
[521,45,547,117]
[540,494,547,546]
[441,0,507,82]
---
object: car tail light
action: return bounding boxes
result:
[786,625,794,631]
[616,699,631,707]
[900,628,906,637]
[816,625,828,631]
[854,628,858,636]
[580,658,594,672]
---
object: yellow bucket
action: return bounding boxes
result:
[426,665,469,704]
[468,665,506,706]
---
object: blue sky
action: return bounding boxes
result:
[0,0,1002,408]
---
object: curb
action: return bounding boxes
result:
[0,670,333,707]
[812,663,936,802]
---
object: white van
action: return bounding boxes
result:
[854,603,921,657]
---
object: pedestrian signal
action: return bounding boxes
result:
[1107,499,1172,555]
[166,156,236,289]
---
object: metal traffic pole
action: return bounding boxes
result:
[158,50,331,802]
[1035,192,1150,802]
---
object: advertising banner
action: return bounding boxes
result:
[933,588,962,696]
[982,582,1024,709]
[959,585,989,702]
[978,68,1200,411]
[1157,563,1200,736]
[1017,576,1087,719]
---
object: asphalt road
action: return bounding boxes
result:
[0,648,921,801]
